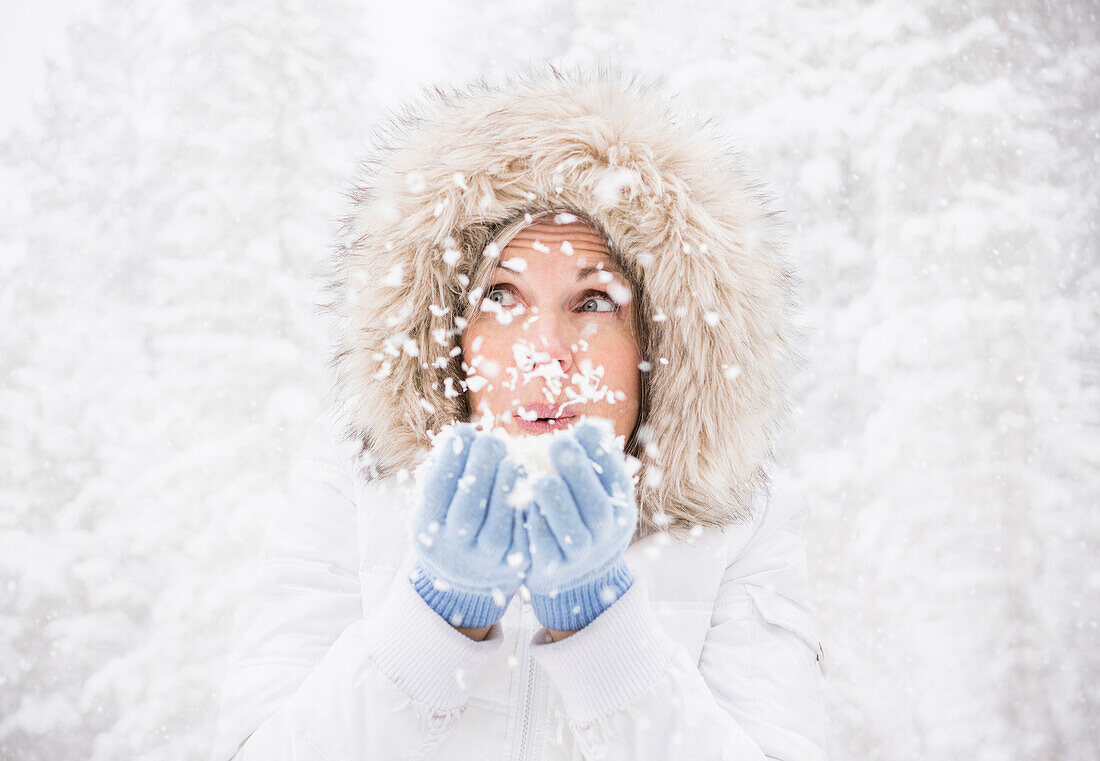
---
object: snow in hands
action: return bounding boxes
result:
[422,417,629,515]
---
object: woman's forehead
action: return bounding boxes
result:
[500,219,615,274]
[503,218,609,253]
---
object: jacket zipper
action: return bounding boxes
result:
[512,602,540,760]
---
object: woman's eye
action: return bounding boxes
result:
[579,293,616,313]
[486,286,516,307]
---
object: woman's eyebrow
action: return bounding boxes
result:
[492,262,525,278]
[575,264,627,282]
[488,262,627,283]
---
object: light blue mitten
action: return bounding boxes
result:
[524,418,638,631]
[410,423,531,628]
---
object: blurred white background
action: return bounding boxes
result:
[1,1,1096,759]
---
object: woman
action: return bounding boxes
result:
[210,65,828,760]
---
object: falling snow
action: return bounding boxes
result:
[0,2,1095,760]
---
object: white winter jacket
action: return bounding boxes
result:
[210,411,827,761]
[211,64,830,759]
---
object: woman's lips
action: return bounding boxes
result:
[515,415,577,434]
[517,402,571,419]
[514,402,577,433]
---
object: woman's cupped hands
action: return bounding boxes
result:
[409,417,638,631]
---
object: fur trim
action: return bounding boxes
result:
[321,62,802,540]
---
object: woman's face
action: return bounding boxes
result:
[460,216,642,440]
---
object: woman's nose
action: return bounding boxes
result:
[522,312,574,374]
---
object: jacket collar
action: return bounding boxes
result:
[324,64,800,539]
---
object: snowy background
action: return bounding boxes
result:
[1,0,1097,759]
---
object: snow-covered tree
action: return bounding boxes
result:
[0,1,376,757]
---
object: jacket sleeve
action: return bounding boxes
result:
[528,489,828,761]
[208,412,506,761]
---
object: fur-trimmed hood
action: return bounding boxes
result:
[322,64,801,540]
